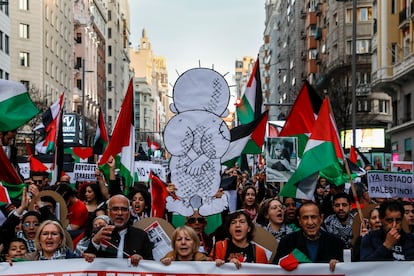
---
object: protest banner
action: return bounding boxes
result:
[391,161,413,172]
[367,170,414,198]
[2,258,414,276]
[73,163,97,182]
[135,161,167,182]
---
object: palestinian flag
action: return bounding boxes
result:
[236,58,263,124]
[99,79,135,193]
[279,80,322,158]
[35,93,64,154]
[150,172,169,218]
[93,108,109,155]
[279,98,344,200]
[0,147,24,204]
[64,147,93,163]
[147,136,160,157]
[29,155,49,172]
[0,79,39,132]
[0,183,11,206]
[222,110,268,165]
[319,158,366,186]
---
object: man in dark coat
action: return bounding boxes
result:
[361,200,414,261]
[84,194,153,266]
[273,202,344,272]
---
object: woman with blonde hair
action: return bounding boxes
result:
[160,226,210,265]
[26,220,79,260]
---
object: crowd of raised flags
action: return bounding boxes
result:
[0,62,366,215]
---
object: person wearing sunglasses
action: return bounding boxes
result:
[361,200,414,261]
[185,211,212,255]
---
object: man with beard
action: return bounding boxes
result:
[361,200,414,261]
[83,194,153,266]
[323,193,354,249]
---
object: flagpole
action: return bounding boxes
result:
[343,158,366,229]
[326,96,365,229]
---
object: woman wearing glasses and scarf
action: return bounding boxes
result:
[24,220,79,260]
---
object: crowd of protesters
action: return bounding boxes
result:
[1,144,414,272]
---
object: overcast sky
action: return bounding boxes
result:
[129,0,266,97]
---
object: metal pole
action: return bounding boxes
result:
[82,58,85,117]
[351,0,357,147]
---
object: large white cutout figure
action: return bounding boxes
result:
[163,68,231,216]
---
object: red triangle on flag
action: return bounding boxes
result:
[29,155,49,173]
[0,183,11,205]
[308,98,344,160]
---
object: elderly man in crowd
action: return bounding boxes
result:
[273,202,344,272]
[84,194,153,266]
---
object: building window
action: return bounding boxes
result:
[108,45,112,56]
[108,28,112,39]
[350,39,371,54]
[5,35,9,54]
[19,52,29,67]
[75,57,81,69]
[358,7,372,21]
[0,31,3,51]
[404,93,411,122]
[379,100,388,113]
[108,80,112,91]
[391,0,396,14]
[108,98,112,110]
[108,10,112,21]
[308,49,318,59]
[405,138,412,160]
[19,24,29,39]
[76,79,81,90]
[76,33,81,43]
[20,80,30,90]
[19,0,29,10]
[108,63,112,74]
[357,99,371,112]
[391,43,397,64]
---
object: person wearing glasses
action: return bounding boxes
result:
[24,220,78,260]
[360,200,414,261]
[256,198,294,242]
[185,211,212,255]
[0,187,44,253]
[83,194,153,266]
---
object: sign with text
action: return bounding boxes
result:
[367,170,414,198]
[2,258,414,276]
[135,161,167,182]
[73,163,97,182]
